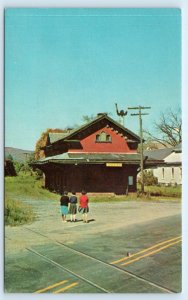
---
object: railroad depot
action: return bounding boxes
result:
[33,113,159,194]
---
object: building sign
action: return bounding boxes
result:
[106,163,122,167]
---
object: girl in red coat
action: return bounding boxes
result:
[79,190,89,223]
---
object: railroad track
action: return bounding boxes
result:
[23,226,177,293]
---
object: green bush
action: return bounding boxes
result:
[13,161,24,174]
[5,198,35,226]
[34,168,43,180]
[138,170,158,186]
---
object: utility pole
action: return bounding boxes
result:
[128,106,151,194]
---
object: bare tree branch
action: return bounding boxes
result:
[144,107,181,147]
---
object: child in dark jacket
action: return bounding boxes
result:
[60,191,69,222]
[69,191,77,222]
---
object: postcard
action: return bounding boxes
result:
[4,8,181,294]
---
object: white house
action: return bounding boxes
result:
[144,143,182,185]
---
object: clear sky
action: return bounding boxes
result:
[5,8,181,150]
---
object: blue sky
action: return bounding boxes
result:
[5,8,181,150]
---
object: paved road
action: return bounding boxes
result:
[5,198,181,293]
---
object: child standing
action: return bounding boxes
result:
[79,190,89,223]
[60,191,69,222]
[69,191,77,222]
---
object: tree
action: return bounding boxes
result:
[35,128,65,160]
[82,115,95,123]
[13,161,24,174]
[82,113,111,124]
[27,153,35,164]
[144,107,181,147]
[138,170,158,186]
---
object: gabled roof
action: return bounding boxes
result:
[144,148,173,160]
[144,143,182,161]
[48,132,72,143]
[50,113,140,146]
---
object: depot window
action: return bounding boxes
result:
[128,176,133,186]
[95,132,112,143]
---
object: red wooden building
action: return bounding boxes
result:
[33,113,157,194]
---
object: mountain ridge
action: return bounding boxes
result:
[5,147,34,163]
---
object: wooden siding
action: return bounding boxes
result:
[43,164,138,195]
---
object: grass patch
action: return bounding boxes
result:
[5,174,59,201]
[88,185,181,202]
[5,174,59,226]
[76,191,143,203]
[5,198,35,226]
[140,185,181,198]
[89,194,130,203]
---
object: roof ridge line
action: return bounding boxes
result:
[52,114,140,145]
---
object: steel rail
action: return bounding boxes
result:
[23,226,177,293]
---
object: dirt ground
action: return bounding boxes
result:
[5,197,181,293]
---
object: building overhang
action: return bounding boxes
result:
[143,156,165,168]
[40,140,81,151]
[31,152,143,168]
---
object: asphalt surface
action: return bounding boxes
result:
[5,198,181,293]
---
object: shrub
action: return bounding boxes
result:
[138,170,158,186]
[34,168,43,180]
[5,198,35,226]
[13,161,24,174]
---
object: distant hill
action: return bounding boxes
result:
[5,147,34,163]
